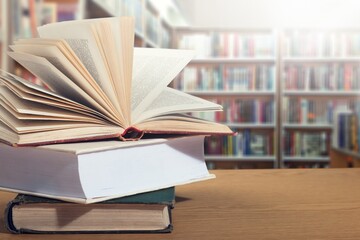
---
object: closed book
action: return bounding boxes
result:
[5,187,175,234]
[0,136,214,203]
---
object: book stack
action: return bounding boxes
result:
[0,17,233,234]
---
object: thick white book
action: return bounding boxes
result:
[0,136,214,204]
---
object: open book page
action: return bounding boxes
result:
[133,114,233,134]
[0,121,19,144]
[0,120,123,146]
[0,72,113,124]
[9,43,123,124]
[0,104,105,133]
[7,52,120,124]
[134,87,222,124]
[13,38,119,119]
[92,17,134,126]
[131,48,194,122]
[38,18,124,117]
[0,86,103,124]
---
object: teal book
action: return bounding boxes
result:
[5,187,174,234]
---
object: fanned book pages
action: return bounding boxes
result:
[0,17,233,146]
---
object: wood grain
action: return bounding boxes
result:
[1,169,360,239]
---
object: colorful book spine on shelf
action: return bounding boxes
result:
[283,97,359,124]
[283,31,360,57]
[191,98,274,124]
[178,32,274,58]
[122,0,143,34]
[177,65,275,91]
[283,131,329,157]
[145,7,158,45]
[284,64,360,91]
[333,106,360,153]
[205,129,274,156]
[13,0,40,39]
[56,2,78,22]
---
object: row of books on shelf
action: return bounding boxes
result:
[160,22,171,48]
[177,32,275,58]
[121,0,143,33]
[333,106,360,154]
[177,65,275,91]
[283,64,360,91]
[145,6,159,45]
[283,31,360,57]
[191,98,274,124]
[283,131,329,157]
[282,98,360,124]
[143,6,171,48]
[12,0,38,38]
[13,0,78,39]
[205,130,274,156]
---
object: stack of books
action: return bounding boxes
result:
[0,17,232,234]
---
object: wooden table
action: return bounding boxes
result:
[1,169,360,239]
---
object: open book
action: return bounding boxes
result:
[0,17,232,146]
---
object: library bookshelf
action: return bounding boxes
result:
[3,0,85,84]
[87,0,172,49]
[2,2,360,169]
[173,27,279,169]
[330,97,360,168]
[280,29,360,168]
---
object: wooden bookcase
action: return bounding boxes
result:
[172,27,279,169]
[330,147,360,168]
[280,29,360,168]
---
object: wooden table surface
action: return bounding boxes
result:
[1,168,360,240]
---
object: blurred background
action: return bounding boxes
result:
[1,0,360,169]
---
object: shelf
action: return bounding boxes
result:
[283,156,330,162]
[283,90,360,96]
[282,57,360,62]
[283,123,333,129]
[190,57,276,64]
[332,147,360,159]
[205,155,276,162]
[226,123,276,129]
[185,90,275,96]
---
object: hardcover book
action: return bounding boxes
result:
[0,17,232,146]
[5,187,175,234]
[0,135,214,203]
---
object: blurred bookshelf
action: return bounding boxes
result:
[1,1,360,169]
[4,0,84,84]
[86,0,173,48]
[330,103,360,167]
[173,27,279,169]
[280,29,360,168]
